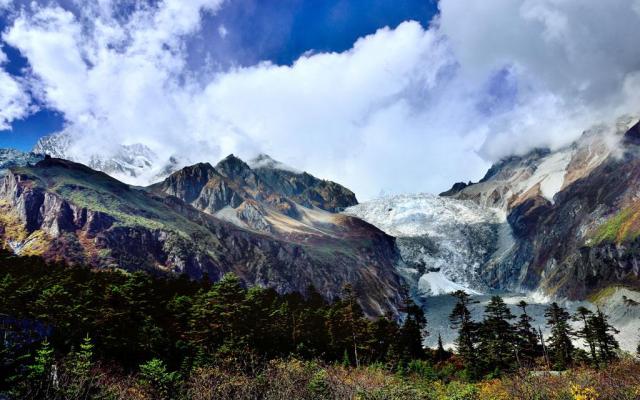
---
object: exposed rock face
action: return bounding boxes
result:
[445,116,640,298]
[0,155,402,316]
[249,154,358,212]
[149,154,357,235]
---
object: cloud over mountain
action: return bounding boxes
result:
[1,0,640,199]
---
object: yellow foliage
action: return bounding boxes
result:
[571,384,599,400]
[477,379,509,400]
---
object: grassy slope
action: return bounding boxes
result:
[591,203,640,244]
[13,162,216,239]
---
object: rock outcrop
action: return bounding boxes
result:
[0,156,402,316]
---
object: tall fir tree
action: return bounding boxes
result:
[544,302,574,370]
[435,332,449,362]
[514,301,541,367]
[396,285,427,362]
[590,309,619,365]
[573,307,598,365]
[327,285,369,366]
[449,290,479,375]
[477,296,517,374]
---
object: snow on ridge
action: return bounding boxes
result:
[248,153,301,174]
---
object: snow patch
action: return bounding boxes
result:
[248,154,301,174]
[419,271,481,296]
[525,150,573,202]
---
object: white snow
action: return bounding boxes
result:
[419,271,481,296]
[519,149,573,202]
[247,154,301,174]
[345,193,504,296]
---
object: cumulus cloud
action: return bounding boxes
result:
[0,47,31,130]
[1,0,640,199]
[438,0,640,159]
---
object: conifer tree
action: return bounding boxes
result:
[449,290,478,374]
[397,286,427,362]
[434,332,449,362]
[327,285,368,366]
[26,338,55,398]
[477,295,517,373]
[514,300,541,367]
[590,309,619,365]
[573,306,598,365]
[64,335,95,399]
[544,302,574,370]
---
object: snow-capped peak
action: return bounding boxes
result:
[247,153,301,173]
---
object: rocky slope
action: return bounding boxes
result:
[444,116,640,299]
[0,155,402,316]
[148,154,358,237]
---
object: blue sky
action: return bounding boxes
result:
[1,0,638,198]
[0,0,437,151]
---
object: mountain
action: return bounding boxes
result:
[0,154,402,316]
[347,116,640,349]
[148,153,358,234]
[32,131,179,184]
[445,116,640,299]
[0,148,43,176]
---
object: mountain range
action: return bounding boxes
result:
[0,150,401,316]
[3,115,640,349]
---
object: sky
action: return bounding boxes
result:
[1,0,640,200]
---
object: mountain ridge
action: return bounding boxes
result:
[0,154,401,316]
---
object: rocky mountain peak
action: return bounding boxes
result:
[248,153,300,173]
[215,154,251,177]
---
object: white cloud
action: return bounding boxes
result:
[2,0,640,199]
[218,24,228,38]
[438,0,640,159]
[0,47,31,130]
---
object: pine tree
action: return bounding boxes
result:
[590,309,619,365]
[139,358,180,400]
[477,296,517,374]
[327,285,369,366]
[434,332,449,362]
[544,302,574,370]
[573,306,598,365]
[449,290,478,374]
[25,338,56,398]
[397,285,427,362]
[514,301,541,367]
[64,335,95,399]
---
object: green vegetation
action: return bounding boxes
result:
[14,163,217,239]
[1,250,639,399]
[591,204,640,244]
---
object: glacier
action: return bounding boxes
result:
[344,193,505,297]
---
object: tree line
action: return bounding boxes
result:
[0,249,428,397]
[449,290,624,379]
[0,249,638,398]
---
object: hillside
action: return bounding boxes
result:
[0,155,402,316]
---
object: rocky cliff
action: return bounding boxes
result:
[0,156,402,316]
[444,116,640,299]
